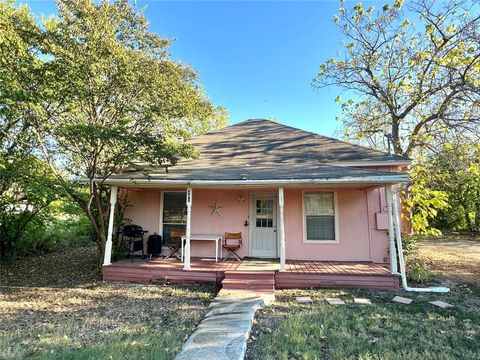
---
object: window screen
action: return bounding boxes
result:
[162,192,186,241]
[304,192,336,241]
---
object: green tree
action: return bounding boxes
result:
[0,156,59,257]
[314,0,480,158]
[403,160,449,236]
[427,143,480,232]
[27,0,226,260]
[0,1,60,257]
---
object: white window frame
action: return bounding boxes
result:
[302,190,340,244]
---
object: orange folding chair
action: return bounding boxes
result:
[222,232,242,261]
[164,230,185,260]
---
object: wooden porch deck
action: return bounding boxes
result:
[103,257,400,290]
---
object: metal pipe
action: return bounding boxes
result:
[385,185,398,273]
[392,192,449,293]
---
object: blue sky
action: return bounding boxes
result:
[23,0,366,136]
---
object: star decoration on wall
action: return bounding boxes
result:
[209,200,224,216]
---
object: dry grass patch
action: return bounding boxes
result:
[0,283,215,359]
[0,245,216,359]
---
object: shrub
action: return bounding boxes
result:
[14,200,94,257]
[401,234,422,257]
[407,259,435,284]
[112,239,130,262]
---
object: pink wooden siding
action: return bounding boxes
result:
[284,188,371,261]
[123,189,160,237]
[121,186,390,264]
[190,189,250,257]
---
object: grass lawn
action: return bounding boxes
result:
[246,235,480,360]
[0,245,216,360]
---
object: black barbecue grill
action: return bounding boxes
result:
[122,225,148,262]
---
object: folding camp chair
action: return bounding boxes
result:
[222,232,242,261]
[164,230,185,260]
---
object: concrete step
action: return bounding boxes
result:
[217,289,275,302]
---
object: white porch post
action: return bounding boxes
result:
[103,185,118,266]
[385,185,398,273]
[183,187,192,271]
[279,187,286,272]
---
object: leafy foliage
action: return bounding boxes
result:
[0,1,58,257]
[0,0,227,261]
[403,161,449,235]
[315,0,480,158]
[316,0,480,235]
[406,259,435,283]
[425,143,480,231]
[0,154,60,258]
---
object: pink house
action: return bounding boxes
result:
[101,119,410,291]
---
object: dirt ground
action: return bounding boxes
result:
[415,233,480,288]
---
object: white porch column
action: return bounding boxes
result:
[385,185,398,273]
[103,185,118,266]
[183,187,192,271]
[279,187,286,272]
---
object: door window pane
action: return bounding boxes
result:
[256,199,273,228]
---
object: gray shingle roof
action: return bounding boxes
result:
[108,119,410,183]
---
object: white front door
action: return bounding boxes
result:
[250,197,277,258]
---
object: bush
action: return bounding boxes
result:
[407,259,435,284]
[112,240,129,262]
[400,234,422,257]
[14,200,94,257]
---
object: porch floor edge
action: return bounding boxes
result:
[102,258,400,291]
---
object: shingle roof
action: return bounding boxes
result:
[108,119,410,183]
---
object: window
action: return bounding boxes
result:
[255,199,274,228]
[162,192,186,241]
[303,191,337,242]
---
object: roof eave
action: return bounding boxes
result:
[93,175,410,187]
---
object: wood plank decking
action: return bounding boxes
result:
[103,258,400,291]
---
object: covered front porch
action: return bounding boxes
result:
[102,183,403,273]
[103,257,400,291]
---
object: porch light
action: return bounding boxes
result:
[240,174,248,180]
[237,195,245,204]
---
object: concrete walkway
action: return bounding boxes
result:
[175,295,267,360]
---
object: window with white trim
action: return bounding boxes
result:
[162,192,186,241]
[304,192,337,241]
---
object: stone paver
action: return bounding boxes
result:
[296,296,313,304]
[175,296,266,360]
[325,297,345,305]
[429,300,453,308]
[392,296,412,305]
[354,298,372,305]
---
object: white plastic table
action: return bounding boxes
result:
[181,234,223,262]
